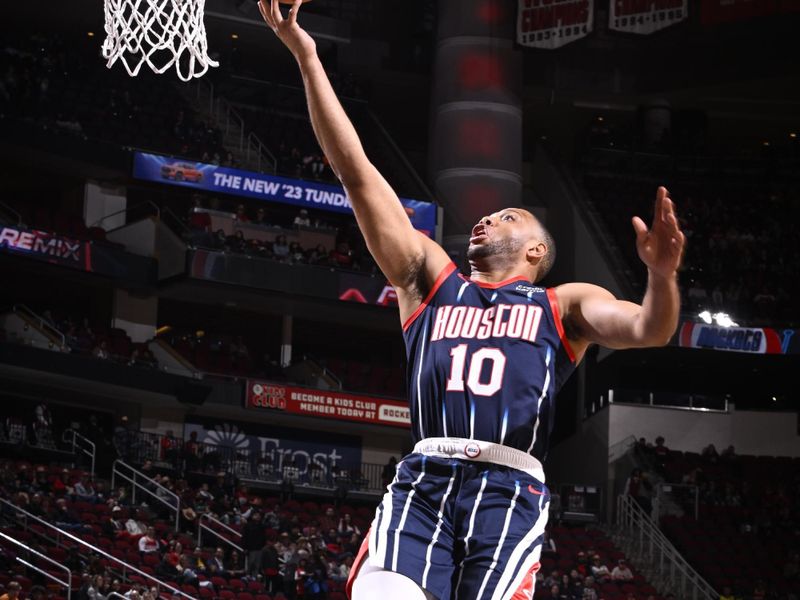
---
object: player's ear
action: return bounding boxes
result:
[526,240,547,264]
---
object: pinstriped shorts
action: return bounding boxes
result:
[364,453,550,600]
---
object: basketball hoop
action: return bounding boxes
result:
[102,0,219,82]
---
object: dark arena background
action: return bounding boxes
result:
[0,1,799,599]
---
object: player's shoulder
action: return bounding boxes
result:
[550,282,616,304]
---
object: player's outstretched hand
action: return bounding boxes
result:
[259,0,316,61]
[632,186,686,279]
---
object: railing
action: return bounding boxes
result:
[193,79,277,174]
[0,530,72,599]
[197,513,243,552]
[116,429,387,494]
[62,429,96,478]
[111,460,181,531]
[0,498,196,600]
[90,200,160,230]
[615,493,716,600]
[12,304,67,350]
[608,388,730,413]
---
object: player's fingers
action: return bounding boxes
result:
[270,0,284,25]
[288,0,303,24]
[632,216,648,241]
[258,1,274,29]
[653,186,667,225]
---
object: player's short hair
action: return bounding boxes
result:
[535,223,556,283]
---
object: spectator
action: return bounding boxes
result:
[590,555,611,583]
[242,511,267,577]
[273,235,290,260]
[208,547,226,576]
[293,209,311,228]
[235,204,250,222]
[92,341,110,360]
[0,581,21,600]
[161,429,180,465]
[719,585,735,600]
[254,207,271,226]
[611,559,634,581]
[337,512,361,537]
[329,241,353,268]
[74,474,97,503]
[138,526,160,554]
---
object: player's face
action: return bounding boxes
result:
[467,208,538,262]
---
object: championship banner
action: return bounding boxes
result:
[609,0,687,34]
[517,0,594,50]
[677,322,800,355]
[132,151,436,237]
[246,380,411,429]
[184,417,362,475]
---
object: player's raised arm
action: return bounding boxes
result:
[557,186,685,354]
[260,0,449,306]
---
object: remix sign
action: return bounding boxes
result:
[517,0,594,50]
[609,0,687,34]
[247,380,411,429]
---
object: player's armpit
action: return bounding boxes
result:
[556,282,662,351]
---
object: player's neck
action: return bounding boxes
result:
[468,261,534,285]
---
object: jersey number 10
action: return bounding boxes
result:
[446,346,506,396]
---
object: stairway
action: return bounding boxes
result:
[177,80,276,174]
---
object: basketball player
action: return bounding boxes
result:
[260,2,685,599]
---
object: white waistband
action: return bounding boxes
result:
[413,437,545,483]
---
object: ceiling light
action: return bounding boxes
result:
[790,133,797,139]
[87,31,95,37]
[231,33,239,40]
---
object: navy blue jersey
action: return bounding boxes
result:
[403,262,577,462]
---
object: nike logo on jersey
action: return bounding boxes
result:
[430,304,543,342]
[528,484,544,496]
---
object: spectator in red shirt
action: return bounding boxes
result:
[235,204,250,222]
[329,241,353,268]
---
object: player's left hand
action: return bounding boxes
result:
[632,186,685,278]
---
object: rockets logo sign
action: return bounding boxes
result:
[0,227,84,265]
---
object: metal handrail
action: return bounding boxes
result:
[12,304,67,349]
[616,493,716,600]
[0,530,72,599]
[62,429,96,478]
[197,513,243,553]
[90,201,161,229]
[111,460,181,531]
[0,498,195,600]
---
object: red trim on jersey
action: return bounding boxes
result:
[346,529,371,599]
[459,273,530,289]
[509,561,542,600]
[546,288,576,363]
[402,262,458,332]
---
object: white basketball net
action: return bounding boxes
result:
[102,0,219,82]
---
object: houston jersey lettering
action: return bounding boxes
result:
[403,263,576,462]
